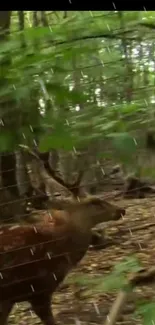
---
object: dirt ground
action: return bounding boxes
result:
[8,196,155,325]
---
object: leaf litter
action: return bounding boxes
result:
[8,196,155,325]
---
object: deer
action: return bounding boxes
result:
[19,145,124,249]
[0,196,125,325]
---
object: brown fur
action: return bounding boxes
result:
[0,197,125,325]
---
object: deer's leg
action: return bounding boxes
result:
[29,294,55,325]
[0,302,13,325]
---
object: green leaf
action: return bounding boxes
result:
[135,302,155,325]
[22,27,52,41]
[113,256,142,274]
[0,131,16,152]
[39,132,76,152]
[95,120,118,132]
[108,132,138,157]
[67,256,142,294]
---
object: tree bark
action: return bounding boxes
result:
[0,12,20,199]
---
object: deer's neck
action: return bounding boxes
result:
[67,209,95,233]
[51,207,96,233]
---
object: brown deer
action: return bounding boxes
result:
[0,196,125,325]
[19,145,123,249]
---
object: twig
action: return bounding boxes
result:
[104,266,155,325]
[129,266,155,286]
[116,221,155,235]
[104,290,128,325]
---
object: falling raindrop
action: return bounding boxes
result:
[47,252,51,259]
[107,47,111,53]
[133,138,137,146]
[53,273,57,281]
[74,317,81,325]
[49,26,52,33]
[144,99,148,106]
[89,11,93,17]
[30,284,35,292]
[33,139,37,147]
[129,228,133,236]
[106,315,110,322]
[29,125,34,132]
[30,248,34,255]
[30,310,35,317]
[93,302,100,315]
[48,211,53,220]
[73,147,77,154]
[22,133,26,139]
[138,242,143,250]
[101,168,105,175]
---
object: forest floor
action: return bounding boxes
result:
[8,195,155,325]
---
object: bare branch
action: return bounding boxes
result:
[19,145,73,197]
[19,145,85,198]
[104,266,155,325]
[140,22,155,30]
[104,290,128,325]
[129,266,155,287]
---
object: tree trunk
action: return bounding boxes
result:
[1,152,18,196]
[0,11,11,33]
[40,11,48,27]
[0,12,25,221]
[16,150,31,196]
[0,12,20,199]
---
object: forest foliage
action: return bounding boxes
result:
[1,10,155,157]
[1,11,155,325]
